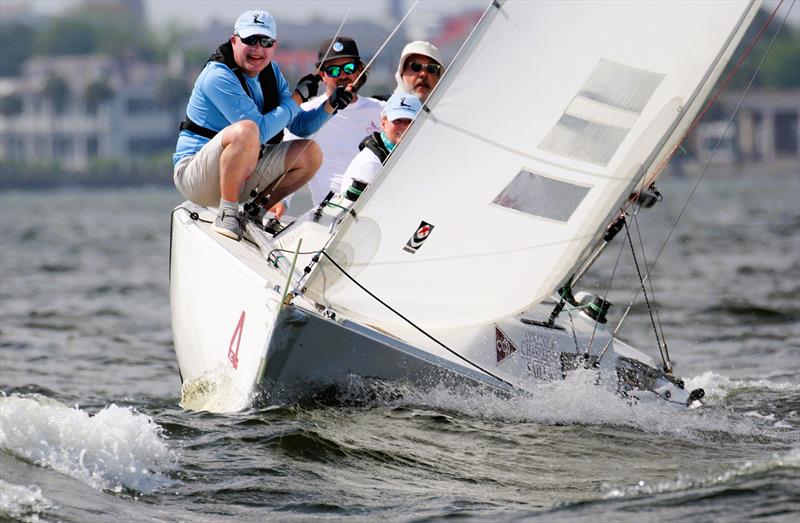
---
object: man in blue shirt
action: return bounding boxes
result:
[173,10,353,240]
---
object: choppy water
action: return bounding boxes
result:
[1,170,798,522]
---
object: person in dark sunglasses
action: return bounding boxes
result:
[284,36,385,211]
[174,10,353,241]
[394,41,445,103]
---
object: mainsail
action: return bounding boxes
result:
[305,0,761,330]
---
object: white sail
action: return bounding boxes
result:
[305,0,761,330]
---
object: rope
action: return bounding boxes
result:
[634,0,786,189]
[607,0,794,348]
[249,0,420,212]
[318,250,519,391]
[623,218,670,372]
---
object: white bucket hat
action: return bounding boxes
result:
[394,41,442,94]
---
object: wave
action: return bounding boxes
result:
[302,369,797,443]
[602,447,800,499]
[0,395,177,494]
[0,480,52,523]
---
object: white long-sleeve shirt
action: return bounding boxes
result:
[285,94,384,206]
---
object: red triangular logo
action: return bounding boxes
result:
[495,325,517,364]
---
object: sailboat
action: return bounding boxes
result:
[170,0,762,412]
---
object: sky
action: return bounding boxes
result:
[5,0,491,29]
[4,0,798,33]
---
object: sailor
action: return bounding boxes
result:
[339,92,422,194]
[393,41,444,103]
[285,36,384,209]
[172,10,353,240]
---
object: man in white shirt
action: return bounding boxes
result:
[393,41,444,103]
[285,36,385,211]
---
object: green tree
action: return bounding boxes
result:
[0,94,23,116]
[156,76,191,110]
[41,74,70,114]
[729,9,800,88]
[85,80,115,113]
[0,24,33,76]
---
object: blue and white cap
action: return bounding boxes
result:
[234,10,277,39]
[383,93,422,122]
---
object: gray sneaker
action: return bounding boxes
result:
[213,209,241,240]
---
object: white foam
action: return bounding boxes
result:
[687,371,800,403]
[390,370,768,440]
[0,480,52,522]
[0,396,177,493]
[603,447,800,499]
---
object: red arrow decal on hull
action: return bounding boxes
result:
[228,310,246,369]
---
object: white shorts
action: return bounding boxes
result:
[173,131,292,207]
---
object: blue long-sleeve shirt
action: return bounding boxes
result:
[173,61,330,166]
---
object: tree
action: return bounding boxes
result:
[156,76,191,113]
[0,24,33,76]
[0,94,23,116]
[41,74,70,114]
[85,80,114,113]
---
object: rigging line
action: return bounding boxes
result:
[631,210,670,363]
[318,250,520,392]
[249,0,419,211]
[351,0,420,87]
[606,0,794,347]
[247,6,351,208]
[624,217,670,372]
[314,6,352,75]
[586,210,629,352]
[636,0,787,188]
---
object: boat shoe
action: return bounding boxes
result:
[213,209,242,240]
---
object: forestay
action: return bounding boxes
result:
[305,0,761,330]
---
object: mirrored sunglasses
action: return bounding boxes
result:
[406,62,442,75]
[323,62,357,78]
[239,35,275,48]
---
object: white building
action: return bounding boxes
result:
[0,55,178,172]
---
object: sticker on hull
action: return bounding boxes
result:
[228,310,246,369]
[495,325,517,364]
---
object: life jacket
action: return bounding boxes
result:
[358,132,391,164]
[179,41,284,144]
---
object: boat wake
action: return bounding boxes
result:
[272,369,797,443]
[0,394,177,494]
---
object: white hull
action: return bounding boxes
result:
[170,203,698,412]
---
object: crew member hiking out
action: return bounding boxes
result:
[172,10,353,240]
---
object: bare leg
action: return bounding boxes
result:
[219,120,261,202]
[259,139,322,210]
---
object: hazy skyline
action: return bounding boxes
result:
[8,0,490,31]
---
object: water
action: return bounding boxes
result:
[1,171,798,522]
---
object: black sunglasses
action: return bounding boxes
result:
[323,62,358,78]
[406,62,442,75]
[238,35,275,48]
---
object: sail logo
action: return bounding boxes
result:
[495,325,517,364]
[403,221,434,253]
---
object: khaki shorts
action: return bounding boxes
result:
[173,131,292,207]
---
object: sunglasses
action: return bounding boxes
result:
[406,62,442,75]
[323,62,358,78]
[238,35,275,48]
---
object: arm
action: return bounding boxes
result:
[201,64,301,143]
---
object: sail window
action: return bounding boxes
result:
[492,169,590,223]
[539,59,664,166]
